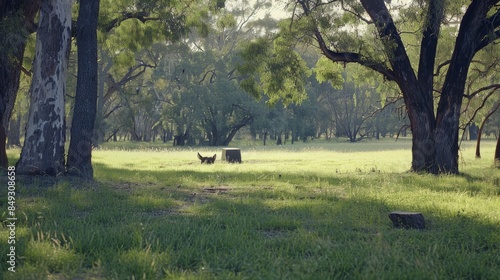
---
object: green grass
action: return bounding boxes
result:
[1,139,499,279]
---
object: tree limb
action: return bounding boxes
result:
[474,2,500,53]
[465,84,500,99]
[296,0,397,82]
[475,29,500,53]
[101,11,160,32]
[418,0,445,95]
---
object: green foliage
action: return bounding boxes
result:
[0,10,29,61]
[216,13,237,30]
[314,57,343,88]
[238,25,312,106]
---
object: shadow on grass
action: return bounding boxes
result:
[0,163,499,279]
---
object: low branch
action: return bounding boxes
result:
[476,29,500,53]
[462,88,499,124]
[434,60,451,77]
[104,104,123,119]
[464,84,500,99]
[475,5,500,52]
[323,48,397,82]
[101,11,159,32]
[296,0,397,82]
[105,60,156,98]
[435,59,485,77]
[395,125,411,141]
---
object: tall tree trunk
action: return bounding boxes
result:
[435,0,492,173]
[93,53,112,147]
[7,112,22,147]
[495,132,500,168]
[67,0,100,179]
[361,0,438,173]
[0,59,20,167]
[0,1,40,168]
[475,103,500,158]
[16,0,72,175]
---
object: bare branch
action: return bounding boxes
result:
[464,84,500,99]
[475,101,500,158]
[101,11,156,32]
[476,29,500,53]
[462,88,499,127]
[474,4,500,52]
[434,60,451,77]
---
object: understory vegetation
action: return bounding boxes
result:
[1,140,499,279]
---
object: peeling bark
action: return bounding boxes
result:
[16,0,73,175]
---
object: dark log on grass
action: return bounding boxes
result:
[389,211,425,230]
[222,148,241,163]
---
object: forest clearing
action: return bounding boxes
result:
[1,0,500,278]
[1,140,499,279]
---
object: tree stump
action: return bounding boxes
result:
[222,148,241,163]
[389,211,425,230]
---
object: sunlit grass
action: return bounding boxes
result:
[1,139,499,279]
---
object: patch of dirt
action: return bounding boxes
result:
[202,187,231,193]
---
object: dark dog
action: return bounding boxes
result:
[197,153,216,164]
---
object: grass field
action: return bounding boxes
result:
[1,139,499,279]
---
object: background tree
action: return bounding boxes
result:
[89,0,225,146]
[157,1,272,146]
[7,70,32,148]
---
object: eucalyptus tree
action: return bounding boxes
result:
[0,0,39,168]
[284,0,500,174]
[16,0,72,175]
[332,77,374,142]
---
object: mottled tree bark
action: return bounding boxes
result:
[67,0,100,179]
[16,0,72,175]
